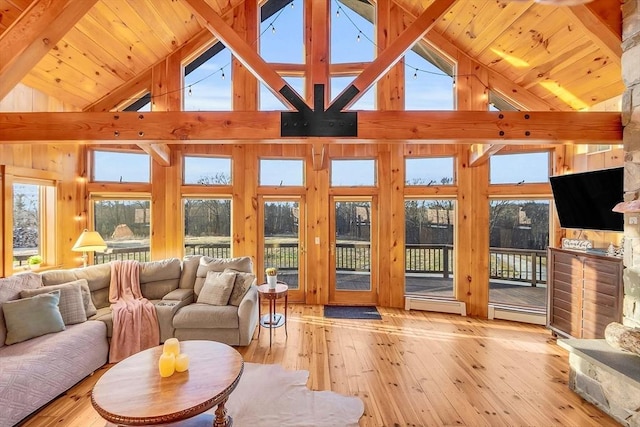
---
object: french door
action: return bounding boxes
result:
[329,196,377,305]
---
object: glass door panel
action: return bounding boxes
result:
[404,199,455,298]
[330,197,377,304]
[488,199,549,312]
[261,199,304,301]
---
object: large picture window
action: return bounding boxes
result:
[404,199,455,298]
[184,198,232,258]
[11,180,56,271]
[92,198,151,263]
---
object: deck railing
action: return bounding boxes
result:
[91,242,547,286]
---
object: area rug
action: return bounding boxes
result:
[218,363,364,427]
[324,305,382,320]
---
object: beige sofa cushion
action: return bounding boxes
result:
[197,272,236,305]
[41,263,111,309]
[179,255,201,289]
[140,258,181,299]
[194,256,253,297]
[172,304,239,329]
[90,307,113,338]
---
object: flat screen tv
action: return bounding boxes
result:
[549,167,624,232]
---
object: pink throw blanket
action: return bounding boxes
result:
[108,260,159,363]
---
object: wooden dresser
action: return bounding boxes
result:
[547,247,623,339]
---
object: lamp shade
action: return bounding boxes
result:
[72,229,107,252]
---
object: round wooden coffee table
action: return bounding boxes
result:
[92,340,243,426]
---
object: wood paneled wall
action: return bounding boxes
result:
[0,83,84,276]
[1,2,619,318]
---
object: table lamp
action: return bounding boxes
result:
[72,229,107,267]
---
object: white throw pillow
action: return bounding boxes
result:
[197,271,236,306]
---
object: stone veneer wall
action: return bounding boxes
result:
[623,0,640,329]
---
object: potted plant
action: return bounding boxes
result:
[27,255,43,270]
[265,267,278,289]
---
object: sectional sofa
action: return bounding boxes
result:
[0,255,258,427]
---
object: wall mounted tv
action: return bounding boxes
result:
[549,167,623,232]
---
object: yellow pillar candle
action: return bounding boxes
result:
[158,352,175,378]
[163,338,180,357]
[175,353,190,372]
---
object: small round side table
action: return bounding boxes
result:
[257,282,288,347]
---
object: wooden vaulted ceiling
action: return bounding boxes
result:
[0,0,623,114]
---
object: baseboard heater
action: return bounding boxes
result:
[488,304,546,325]
[404,297,466,316]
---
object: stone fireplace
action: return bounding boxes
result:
[558,3,640,426]
[623,0,640,331]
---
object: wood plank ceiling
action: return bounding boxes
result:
[0,0,623,112]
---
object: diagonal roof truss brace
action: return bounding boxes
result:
[331,0,456,111]
[183,0,308,112]
[0,0,99,101]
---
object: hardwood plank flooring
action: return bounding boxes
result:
[20,305,617,427]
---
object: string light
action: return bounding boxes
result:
[116,0,490,109]
[333,0,489,93]
[114,0,293,109]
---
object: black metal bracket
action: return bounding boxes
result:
[280,84,358,137]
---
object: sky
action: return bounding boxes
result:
[98,0,549,187]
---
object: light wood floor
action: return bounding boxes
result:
[21,305,617,427]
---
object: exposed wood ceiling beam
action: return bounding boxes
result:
[183,0,304,111]
[335,0,456,110]
[469,143,505,167]
[0,0,98,101]
[563,4,621,65]
[139,143,171,167]
[0,110,620,143]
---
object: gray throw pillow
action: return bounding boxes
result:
[4,290,65,345]
[21,282,87,325]
[59,279,97,317]
[225,268,255,306]
[197,271,236,306]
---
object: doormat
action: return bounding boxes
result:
[323,305,382,320]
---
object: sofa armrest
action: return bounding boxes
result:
[237,285,259,346]
[163,288,194,302]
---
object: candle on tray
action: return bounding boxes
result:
[158,352,175,378]
[163,338,180,357]
[175,353,190,372]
